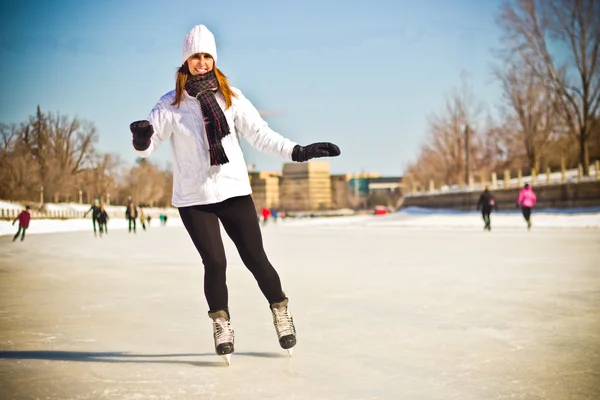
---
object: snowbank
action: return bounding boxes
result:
[0,200,180,219]
[277,209,600,230]
[0,200,183,237]
[0,217,184,237]
[2,208,598,237]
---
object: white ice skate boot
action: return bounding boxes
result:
[271,298,296,356]
[209,310,234,366]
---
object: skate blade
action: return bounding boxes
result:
[286,348,293,357]
[221,354,231,366]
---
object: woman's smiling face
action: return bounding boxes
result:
[187,52,214,75]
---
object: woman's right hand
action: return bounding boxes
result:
[130,120,154,151]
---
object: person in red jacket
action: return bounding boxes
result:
[12,205,31,242]
[261,207,271,226]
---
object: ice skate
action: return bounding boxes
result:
[222,353,231,366]
[209,310,234,366]
[271,298,296,356]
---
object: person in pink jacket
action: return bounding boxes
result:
[517,184,537,230]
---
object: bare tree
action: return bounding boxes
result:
[590,116,600,160]
[494,60,559,170]
[0,107,180,206]
[78,152,123,204]
[404,145,446,189]
[418,74,485,187]
[160,163,174,207]
[469,117,514,181]
[124,158,168,207]
[22,106,98,201]
[0,123,40,200]
[498,0,600,174]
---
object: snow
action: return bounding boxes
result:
[1,209,599,399]
[0,200,24,211]
[0,200,180,217]
[0,200,182,236]
[0,217,184,236]
[2,205,599,237]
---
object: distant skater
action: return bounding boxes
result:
[97,204,109,237]
[126,200,138,233]
[517,184,537,230]
[12,205,31,242]
[139,207,147,231]
[261,207,271,226]
[477,186,497,231]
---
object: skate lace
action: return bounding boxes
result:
[213,318,234,345]
[272,307,295,338]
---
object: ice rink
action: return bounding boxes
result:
[1,216,599,399]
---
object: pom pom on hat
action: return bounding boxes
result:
[182,24,217,65]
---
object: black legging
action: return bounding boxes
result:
[481,211,491,229]
[178,195,286,314]
[128,217,136,232]
[521,206,532,222]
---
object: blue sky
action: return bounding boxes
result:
[0,0,505,176]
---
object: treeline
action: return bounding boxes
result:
[404,0,600,190]
[0,106,173,206]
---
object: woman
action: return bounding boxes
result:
[517,183,537,230]
[129,24,341,365]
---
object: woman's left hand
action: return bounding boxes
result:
[292,142,341,162]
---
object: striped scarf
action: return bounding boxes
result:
[185,70,230,166]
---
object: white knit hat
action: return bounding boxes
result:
[181,24,217,65]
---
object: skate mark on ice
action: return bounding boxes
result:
[0,350,222,367]
[234,351,289,358]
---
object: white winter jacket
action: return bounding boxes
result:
[134,88,298,207]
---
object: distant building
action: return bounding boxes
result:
[346,173,382,209]
[250,165,402,212]
[279,162,332,211]
[331,174,404,210]
[330,174,352,209]
[248,171,281,213]
[365,176,404,208]
[367,176,403,195]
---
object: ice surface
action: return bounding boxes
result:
[1,216,599,399]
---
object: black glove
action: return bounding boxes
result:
[130,120,154,151]
[291,142,341,162]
